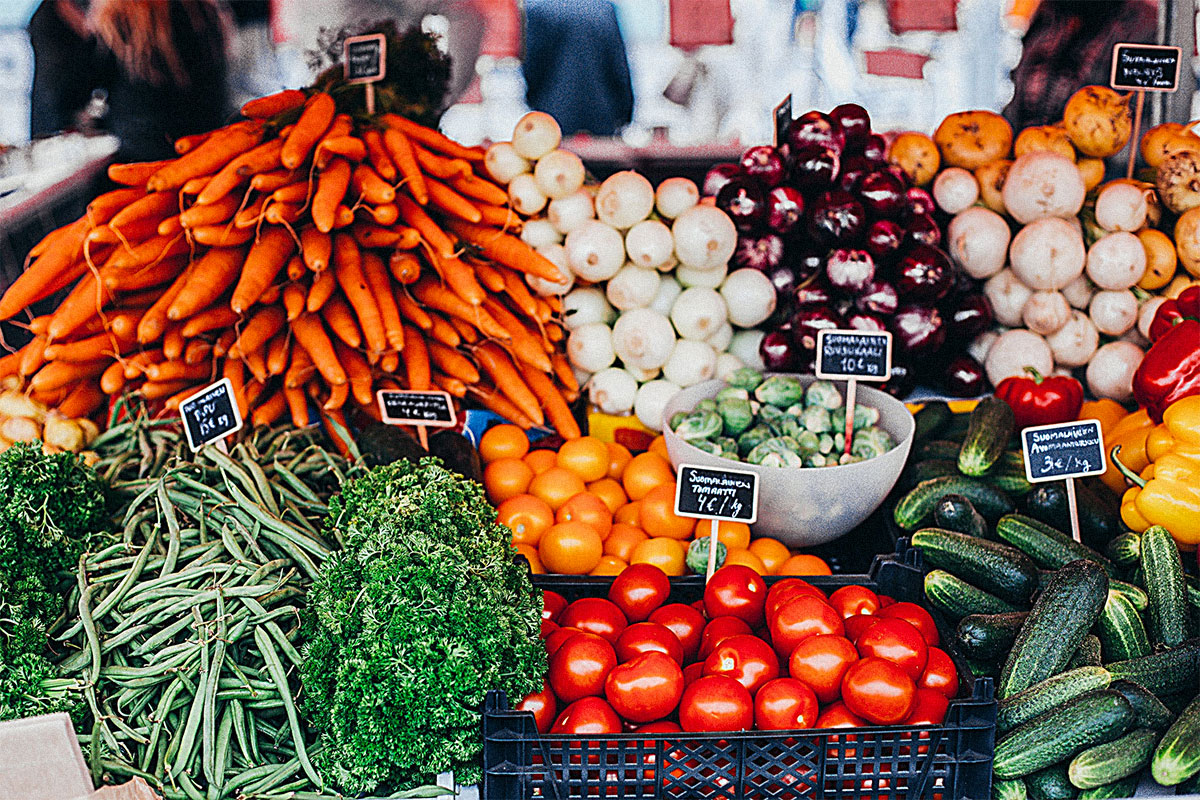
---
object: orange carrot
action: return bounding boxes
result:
[231,227,295,313]
[351,222,404,248]
[382,113,484,161]
[200,139,286,206]
[427,314,462,347]
[180,176,211,196]
[286,345,314,389]
[322,295,362,349]
[145,360,212,383]
[323,380,348,411]
[173,132,211,155]
[351,164,395,204]
[162,323,186,360]
[332,204,354,229]
[389,250,421,284]
[445,220,564,282]
[474,342,544,426]
[180,306,237,338]
[251,169,296,192]
[43,327,136,362]
[396,195,454,257]
[184,339,212,365]
[266,333,289,376]
[544,320,563,342]
[250,388,287,426]
[100,360,127,394]
[449,316,479,344]
[241,89,307,119]
[292,227,329,273]
[552,353,579,395]
[360,204,399,227]
[305,268,336,313]
[103,233,188,270]
[428,341,480,383]
[88,188,148,225]
[102,255,187,293]
[433,373,468,398]
[179,193,241,229]
[332,233,386,355]
[264,203,304,226]
[148,122,263,192]
[411,278,507,339]
[476,203,522,230]
[222,358,248,418]
[362,251,405,351]
[29,359,109,392]
[431,251,486,307]
[167,246,246,320]
[413,144,471,180]
[243,376,267,408]
[400,325,431,390]
[56,380,106,418]
[382,128,427,205]
[108,159,173,186]
[0,224,89,319]
[472,260,506,292]
[213,329,237,357]
[316,135,366,166]
[395,287,432,329]
[484,298,552,372]
[498,266,540,319]
[270,182,310,206]
[467,384,537,428]
[426,178,482,223]
[192,224,254,247]
[140,379,194,401]
[332,339,373,406]
[293,313,346,386]
[136,264,194,343]
[109,191,180,230]
[228,306,286,359]
[362,129,397,181]
[452,173,509,207]
[19,336,47,377]
[283,254,304,283]
[311,158,352,233]
[157,215,183,237]
[284,384,310,427]
[121,349,162,379]
[87,216,162,247]
[281,92,336,170]
[243,343,269,382]
[521,363,581,438]
[45,274,106,343]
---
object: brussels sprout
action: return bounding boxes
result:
[758,404,787,435]
[799,405,832,434]
[691,439,724,456]
[687,536,727,574]
[747,437,804,467]
[669,411,689,431]
[676,411,723,441]
[805,380,844,410]
[850,426,895,459]
[794,430,821,454]
[695,399,719,414]
[716,386,750,402]
[737,425,773,457]
[832,404,880,430]
[818,433,835,454]
[805,453,829,468]
[839,453,864,465]
[726,367,764,392]
[718,397,754,437]
[715,437,739,459]
[834,432,845,452]
[754,375,806,408]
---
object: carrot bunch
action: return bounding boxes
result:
[0,89,582,437]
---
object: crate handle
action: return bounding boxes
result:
[906,723,949,800]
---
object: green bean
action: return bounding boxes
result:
[200,592,227,788]
[271,463,322,505]
[254,626,321,787]
[79,583,103,685]
[92,533,156,621]
[176,770,206,800]
[208,703,233,800]
[168,614,208,780]
[240,757,301,796]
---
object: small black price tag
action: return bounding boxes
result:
[344,33,387,84]
[1111,43,1181,92]
[1022,419,1107,483]
[377,389,457,427]
[774,94,793,147]
[815,329,892,382]
[179,378,243,452]
[674,464,759,524]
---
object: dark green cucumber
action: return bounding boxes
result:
[1107,580,1148,613]
[999,559,1109,699]
[993,778,1028,800]
[1097,590,1150,662]
[995,514,1117,576]
[907,458,959,486]
[1077,775,1139,799]
[945,410,972,439]
[958,396,1015,476]
[1140,525,1187,647]
[956,612,1028,661]
[1151,691,1200,785]
[894,476,1015,530]
[911,528,1039,603]
[993,690,1134,779]
[934,494,990,539]
[914,400,952,442]
[997,666,1113,734]
[1104,533,1140,570]
[1026,764,1077,800]
[1023,480,1125,553]
[987,470,1034,496]
[1105,640,1200,696]
[1068,727,1159,789]
[1070,635,1103,668]
[917,439,961,461]
[1107,680,1174,730]
[924,570,1021,619]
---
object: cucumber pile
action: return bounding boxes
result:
[897,401,1200,800]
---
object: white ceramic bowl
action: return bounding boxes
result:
[661,376,915,547]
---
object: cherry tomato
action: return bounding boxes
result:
[552,696,622,734]
[768,594,844,659]
[788,633,858,703]
[608,563,671,622]
[516,680,557,734]
[841,656,916,724]
[904,688,949,726]
[615,622,685,665]
[702,634,780,696]
[766,579,826,621]
[918,647,958,699]
[648,603,706,663]
[828,585,881,619]
[682,661,705,684]
[855,617,928,681]
[549,631,617,702]
[816,700,866,729]
[698,616,753,660]
[703,565,767,627]
[559,597,629,644]
[754,677,818,730]
[605,651,685,723]
[877,601,939,646]
[544,625,582,657]
[843,614,877,643]
[543,590,568,622]
[678,675,754,732]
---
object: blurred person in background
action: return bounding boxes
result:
[27,0,95,138]
[523,0,634,136]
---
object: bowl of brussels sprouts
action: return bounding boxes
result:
[661,369,915,546]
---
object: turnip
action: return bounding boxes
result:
[1089,289,1138,336]
[984,328,1054,386]
[1045,311,1099,367]
[985,269,1034,327]
[1138,296,1168,339]
[968,329,1000,364]
[1155,150,1200,214]
[1001,151,1086,224]
[606,264,661,311]
[1022,290,1071,335]
[483,142,530,184]
[565,220,625,282]
[656,177,700,219]
[1009,217,1086,290]
[548,189,595,235]
[588,367,638,414]
[526,243,574,296]
[635,379,683,431]
[1120,327,1150,348]
[1086,341,1143,401]
[1174,207,1200,277]
[562,287,614,330]
[625,364,660,382]
[1086,231,1146,289]
[706,321,733,352]
[948,207,1010,279]
[520,219,561,249]
[650,275,683,316]
[567,322,616,373]
[663,340,718,387]
[670,287,728,341]
[533,149,585,199]
[1061,273,1096,310]
[932,167,980,214]
[511,111,561,160]
[716,352,745,379]
[729,329,765,370]
[612,308,676,370]
[1094,181,1148,231]
[672,204,738,271]
[676,262,728,289]
[719,268,776,328]
[595,171,655,229]
[508,173,547,216]
[625,220,675,269]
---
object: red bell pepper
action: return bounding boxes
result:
[1148,286,1200,342]
[1134,318,1200,422]
[994,366,1083,429]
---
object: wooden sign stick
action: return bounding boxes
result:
[1066,477,1081,543]
[843,378,857,456]
[705,519,720,582]
[1127,90,1145,179]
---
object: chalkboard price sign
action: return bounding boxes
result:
[674,464,759,524]
[1111,43,1180,92]
[377,390,457,427]
[1022,419,1107,483]
[344,33,387,84]
[180,378,243,451]
[815,330,892,382]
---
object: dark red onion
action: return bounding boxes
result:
[856,170,906,219]
[759,330,799,370]
[865,219,904,262]
[946,293,994,341]
[903,186,936,219]
[847,311,888,332]
[716,178,766,233]
[837,155,874,193]
[702,163,741,197]
[856,280,899,316]
[861,133,887,163]
[903,213,942,248]
[830,103,871,147]
[766,185,805,235]
[740,145,787,188]
[807,189,866,245]
[787,111,844,155]
[896,244,954,301]
[891,305,945,354]
[943,354,987,397]
[789,306,845,351]
[788,145,840,192]
[825,248,876,294]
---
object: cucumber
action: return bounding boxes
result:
[1104,533,1140,570]
[966,657,997,677]
[1107,580,1148,613]
[999,559,1109,699]
[1077,775,1139,799]
[1026,764,1077,800]
[894,476,1015,530]
[907,458,959,486]
[1151,691,1200,785]
[1023,479,1124,553]
[993,778,1027,800]
[987,470,1034,496]
[933,494,990,539]
[1068,727,1159,789]
[1140,525,1187,647]
[1107,680,1174,730]
[917,439,961,461]
[913,400,952,442]
[911,528,1039,603]
[924,570,1021,620]
[1097,591,1150,663]
[993,690,1134,779]
[1104,640,1200,696]
[959,396,1015,476]
[995,514,1117,576]
[997,666,1113,734]
[1070,635,1102,669]
[956,612,1028,661]
[1179,769,1200,797]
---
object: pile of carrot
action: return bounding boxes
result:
[0,89,582,438]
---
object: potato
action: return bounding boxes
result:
[1014,125,1076,162]
[0,391,46,422]
[1063,86,1132,158]
[1156,150,1200,214]
[888,132,940,186]
[974,159,1011,214]
[1,416,41,443]
[44,415,84,453]
[934,110,1013,170]
[77,418,100,447]
[1174,207,1200,277]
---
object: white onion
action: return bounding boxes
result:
[595,171,655,229]
[625,364,660,382]
[675,262,728,288]
[606,264,661,311]
[1086,231,1147,290]
[663,340,718,387]
[728,329,765,370]
[719,268,777,327]
[706,321,734,352]
[1138,296,1169,339]
[1021,291,1072,335]
[948,207,1010,279]
[565,220,625,282]
[562,287,614,330]
[527,243,574,296]
[533,148,586,199]
[483,142,530,184]
[520,219,561,249]
[1009,217,1086,290]
[655,177,700,219]
[635,380,683,431]
[984,328,1054,386]
[588,367,638,414]
[1045,311,1099,367]
[968,329,1001,363]
[1062,273,1096,310]
[508,173,547,216]
[548,189,595,235]
[511,111,561,160]
[612,308,676,370]
[1094,182,1148,232]
[715,352,745,379]
[672,205,738,270]
[932,167,980,214]
[566,322,616,373]
[985,269,1035,327]
[670,287,728,341]
[1001,151,1086,224]
[650,275,683,316]
[625,220,675,269]
[1089,289,1139,336]
[1086,341,1143,401]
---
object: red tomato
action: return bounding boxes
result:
[552,696,622,734]
[541,618,560,640]
[878,594,896,608]
[648,603,706,663]
[682,661,705,684]
[877,601,939,646]
[636,720,681,733]
[904,688,949,726]
[678,675,754,733]
[855,617,928,681]
[768,595,844,659]
[615,622,685,665]
[543,590,568,622]
[702,634,780,696]
[516,680,557,734]
[703,565,767,627]
[604,651,685,723]
[843,614,877,643]
[608,563,671,622]
[828,585,881,619]
[918,647,959,699]
[788,634,858,703]
[698,616,753,660]
[548,632,617,702]
[754,677,818,730]
[558,597,629,644]
[816,700,866,729]
[544,625,582,657]
[765,578,825,621]
[841,657,916,724]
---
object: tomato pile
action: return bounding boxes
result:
[519,564,960,735]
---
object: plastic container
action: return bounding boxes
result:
[482,545,996,800]
[661,376,916,547]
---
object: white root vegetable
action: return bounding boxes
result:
[655,177,700,219]
[650,275,683,316]
[567,322,616,372]
[1009,217,1086,290]
[483,142,530,184]
[548,189,595,235]
[595,171,656,229]
[1046,311,1099,367]
[985,269,1035,327]
[662,340,718,387]
[1001,151,1086,224]
[562,287,615,330]
[715,352,745,379]
[520,219,562,249]
[672,205,738,271]
[1062,273,1096,310]
[565,220,626,282]
[625,364,660,382]
[612,308,677,370]
[670,287,728,341]
[1088,290,1139,336]
[606,264,661,311]
[1094,181,1148,231]
[625,220,675,269]
[511,111,561,160]
[1138,296,1168,339]
[588,367,639,414]
[984,328,1054,386]
[948,207,1010,279]
[533,149,586,199]
[1022,290,1072,335]
[508,173,548,216]
[729,329,765,370]
[706,321,734,352]
[968,329,1001,364]
[1086,231,1147,289]
[1120,327,1150,348]
[675,262,728,288]
[1086,341,1143,401]
[635,379,683,431]
[719,269,777,328]
[932,167,980,214]
[528,243,574,296]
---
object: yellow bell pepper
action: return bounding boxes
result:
[1079,398,1128,436]
[1112,396,1200,546]
[1163,395,1200,446]
[1121,487,1154,531]
[1100,409,1155,494]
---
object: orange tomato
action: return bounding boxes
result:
[587,478,628,514]
[523,449,558,475]
[614,501,642,526]
[513,543,544,574]
[648,436,669,460]
[496,494,555,546]
[622,452,673,501]
[692,518,751,550]
[638,483,693,540]
[556,436,610,482]
[630,537,686,576]
[748,538,791,574]
[528,467,588,510]
[556,492,613,539]
[479,424,529,463]
[724,548,766,573]
[604,523,648,561]
[483,458,533,505]
[606,441,633,480]
[539,521,603,574]
[590,555,627,576]
[778,554,832,576]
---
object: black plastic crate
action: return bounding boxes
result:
[482,546,997,800]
